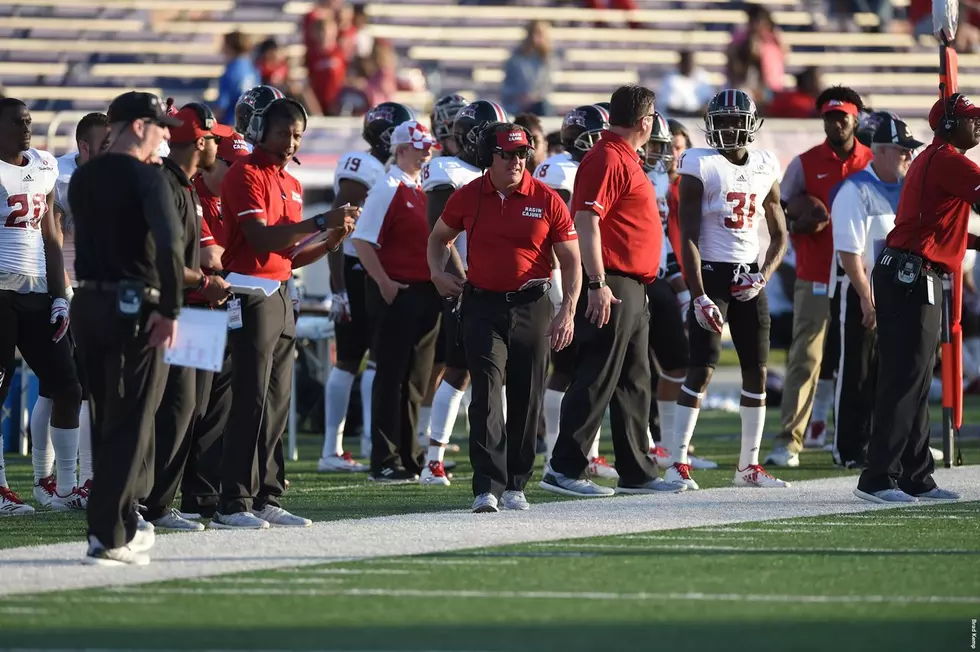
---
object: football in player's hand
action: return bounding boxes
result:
[788,194,829,231]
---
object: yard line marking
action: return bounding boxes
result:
[622,535,760,541]
[0,607,48,615]
[530,542,980,554]
[362,558,521,566]
[275,568,418,575]
[691,527,860,533]
[102,585,980,605]
[189,577,346,585]
[2,467,977,596]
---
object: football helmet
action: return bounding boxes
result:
[430,94,469,143]
[561,104,609,162]
[856,109,900,147]
[363,102,415,161]
[704,89,762,151]
[594,101,611,112]
[234,85,285,144]
[452,99,508,166]
[643,111,672,170]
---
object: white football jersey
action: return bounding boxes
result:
[0,148,58,279]
[677,147,781,264]
[334,151,386,258]
[647,165,674,272]
[55,152,78,284]
[534,154,578,196]
[420,156,480,269]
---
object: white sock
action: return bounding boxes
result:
[543,389,563,461]
[426,444,445,463]
[588,430,600,460]
[430,381,465,444]
[0,439,7,487]
[812,378,835,424]
[672,405,699,465]
[360,367,375,448]
[30,396,54,481]
[657,399,676,457]
[78,400,93,485]
[501,385,507,421]
[739,405,766,469]
[51,426,79,495]
[646,426,654,451]
[322,368,355,459]
[418,406,432,440]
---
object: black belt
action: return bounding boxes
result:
[878,248,947,276]
[77,281,161,301]
[466,283,550,305]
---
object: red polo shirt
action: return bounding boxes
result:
[666,175,683,275]
[195,175,224,247]
[572,130,661,283]
[442,170,576,293]
[351,166,430,284]
[220,148,303,281]
[888,137,980,273]
[793,140,873,283]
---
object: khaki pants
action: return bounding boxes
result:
[775,279,831,453]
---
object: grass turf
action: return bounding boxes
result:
[0,502,977,651]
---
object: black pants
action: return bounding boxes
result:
[180,347,232,516]
[463,288,552,497]
[833,278,877,466]
[334,255,371,364]
[72,290,169,549]
[143,363,196,521]
[366,279,441,474]
[858,263,939,495]
[820,281,842,380]
[551,273,658,485]
[219,285,295,515]
[646,277,690,443]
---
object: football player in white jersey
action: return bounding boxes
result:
[0,98,83,515]
[419,99,502,486]
[318,101,415,472]
[50,112,108,506]
[535,104,617,479]
[674,89,790,489]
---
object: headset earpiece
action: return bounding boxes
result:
[943,93,961,134]
[254,98,309,143]
[476,122,533,169]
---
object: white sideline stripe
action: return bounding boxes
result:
[530,542,980,554]
[0,607,48,614]
[1,467,978,597]
[623,535,760,541]
[691,527,869,533]
[277,568,418,575]
[828,514,975,520]
[103,585,980,605]
[2,649,494,652]
[190,577,345,585]
[363,558,520,566]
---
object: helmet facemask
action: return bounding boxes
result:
[705,111,761,150]
[644,137,672,170]
[572,129,603,154]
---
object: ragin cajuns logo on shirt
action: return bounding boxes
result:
[522,206,543,219]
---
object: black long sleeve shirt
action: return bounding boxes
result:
[68,152,183,319]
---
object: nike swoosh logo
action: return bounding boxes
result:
[817,173,829,179]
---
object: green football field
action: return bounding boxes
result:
[1,396,978,652]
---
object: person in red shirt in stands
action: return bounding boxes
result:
[351,120,441,484]
[765,67,822,119]
[766,86,873,469]
[307,15,348,115]
[855,94,980,504]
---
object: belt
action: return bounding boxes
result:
[467,283,550,305]
[78,280,161,301]
[878,248,947,276]
[605,269,646,284]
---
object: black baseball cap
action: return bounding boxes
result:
[107,91,183,128]
[872,115,924,150]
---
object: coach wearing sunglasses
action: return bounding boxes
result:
[429,122,581,513]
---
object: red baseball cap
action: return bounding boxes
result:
[494,127,531,152]
[218,132,250,162]
[820,99,860,117]
[169,104,234,143]
[928,94,980,130]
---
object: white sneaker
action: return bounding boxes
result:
[764,447,800,468]
[317,452,368,473]
[33,475,55,508]
[0,487,35,516]
[688,454,719,470]
[128,526,155,553]
[50,487,88,512]
[650,445,671,470]
[252,505,312,528]
[664,462,699,490]
[136,511,154,533]
[152,508,205,531]
[208,511,271,530]
[803,420,828,449]
[913,487,960,501]
[586,456,620,480]
[929,447,944,462]
[500,490,530,511]
[616,477,687,494]
[419,461,451,486]
[82,536,149,567]
[734,464,791,488]
[853,488,917,504]
[472,493,499,513]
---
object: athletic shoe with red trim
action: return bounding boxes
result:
[33,475,56,508]
[0,486,35,516]
[419,461,451,486]
[587,456,619,480]
[734,464,791,488]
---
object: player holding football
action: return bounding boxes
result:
[0,98,83,515]
[674,89,790,489]
[318,101,415,472]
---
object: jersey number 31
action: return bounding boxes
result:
[725,191,757,230]
[6,193,46,230]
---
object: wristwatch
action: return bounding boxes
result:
[587,275,606,291]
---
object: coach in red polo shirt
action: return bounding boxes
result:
[351,120,443,484]
[429,122,580,513]
[214,97,358,530]
[767,86,873,467]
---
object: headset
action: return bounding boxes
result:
[182,102,217,133]
[250,97,309,144]
[941,92,962,134]
[476,122,533,169]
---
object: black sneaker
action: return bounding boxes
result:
[368,466,419,484]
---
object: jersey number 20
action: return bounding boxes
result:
[6,193,46,230]
[725,191,757,229]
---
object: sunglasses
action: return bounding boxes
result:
[499,148,531,161]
